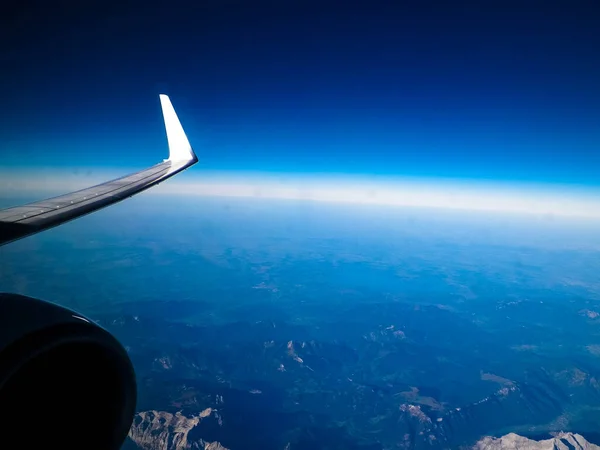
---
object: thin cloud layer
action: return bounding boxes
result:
[2,169,600,219]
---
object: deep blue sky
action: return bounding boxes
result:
[1,0,599,185]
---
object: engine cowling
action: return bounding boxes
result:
[0,293,136,449]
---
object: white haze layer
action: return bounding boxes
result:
[2,168,600,220]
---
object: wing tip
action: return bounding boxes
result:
[159,94,198,164]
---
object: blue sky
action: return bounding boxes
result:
[1,1,599,186]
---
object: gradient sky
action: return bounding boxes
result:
[1,1,599,187]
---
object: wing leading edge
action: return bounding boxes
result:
[0,95,198,247]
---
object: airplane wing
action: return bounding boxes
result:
[0,94,198,247]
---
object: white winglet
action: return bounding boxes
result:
[159,94,197,162]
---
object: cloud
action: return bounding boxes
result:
[2,168,600,219]
[152,173,600,219]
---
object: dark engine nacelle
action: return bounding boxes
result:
[0,293,136,449]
